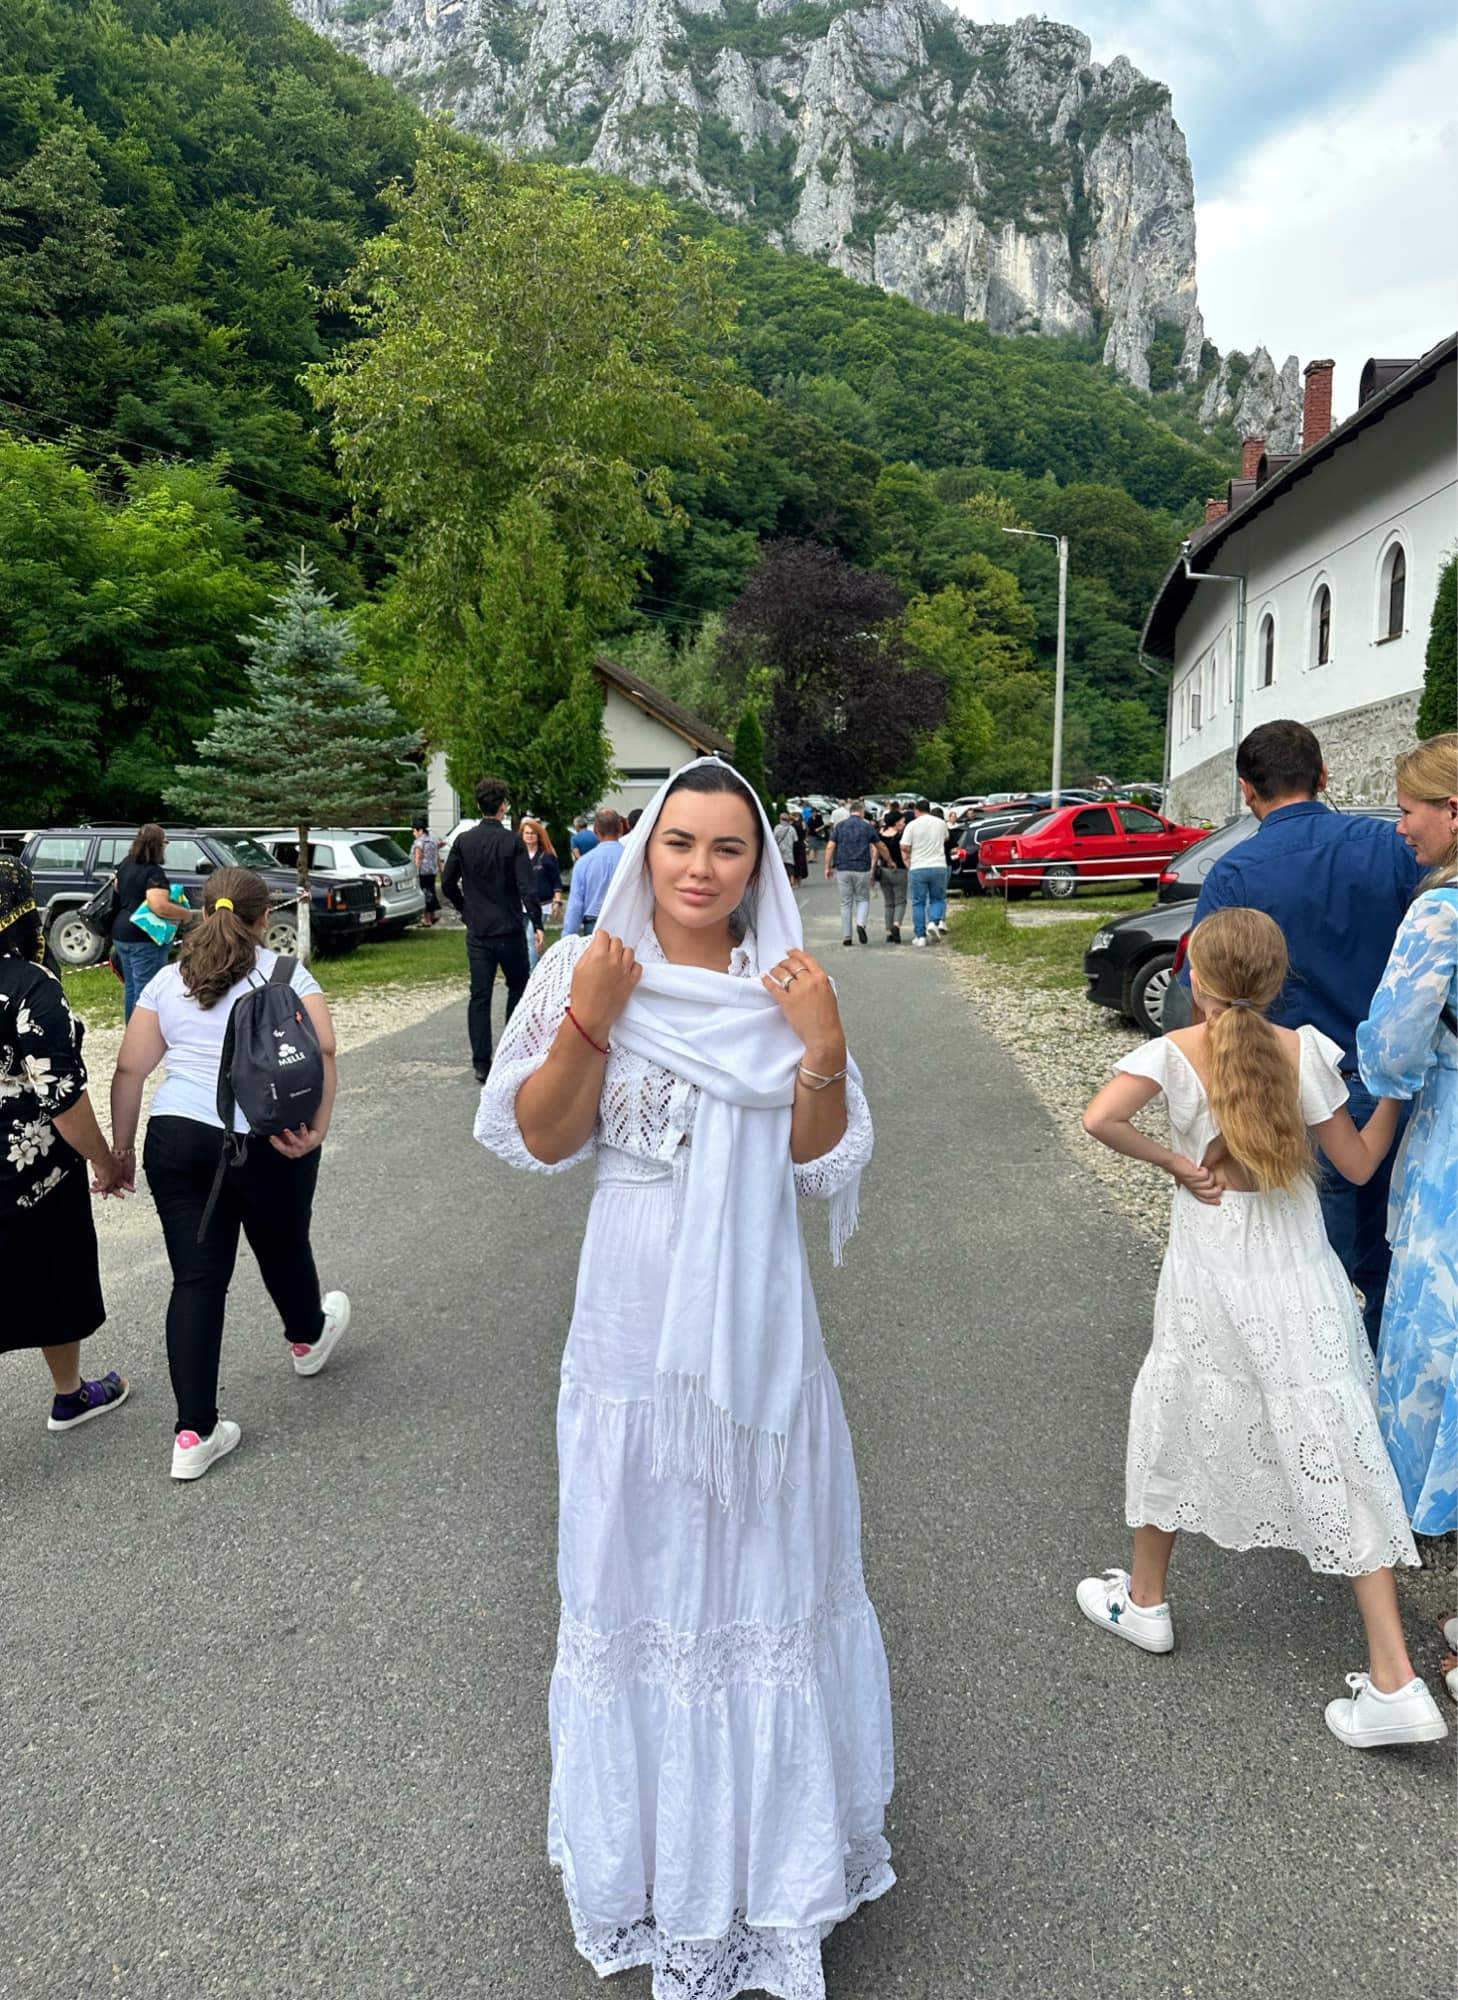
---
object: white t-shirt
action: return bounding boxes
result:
[138,949,323,1131]
[829,806,850,827]
[900,813,948,869]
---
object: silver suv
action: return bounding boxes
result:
[255,830,425,935]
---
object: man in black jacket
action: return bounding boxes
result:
[443,776,544,1081]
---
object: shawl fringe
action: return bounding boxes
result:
[653,1369,791,1519]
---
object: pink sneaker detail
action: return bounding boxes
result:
[176,1431,202,1449]
[290,1342,314,1359]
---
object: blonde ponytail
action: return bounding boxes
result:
[1188,908,1313,1192]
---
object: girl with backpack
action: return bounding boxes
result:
[110,869,349,1481]
[1078,906,1446,1750]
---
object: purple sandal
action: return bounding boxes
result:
[48,1370,130,1433]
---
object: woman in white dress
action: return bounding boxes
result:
[475,759,894,1999]
[1077,907,1446,1749]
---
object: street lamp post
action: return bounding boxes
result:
[1001,527,1068,807]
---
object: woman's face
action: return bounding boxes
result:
[522,823,539,852]
[1396,786,1457,867]
[648,788,760,930]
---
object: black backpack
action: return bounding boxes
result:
[197,956,325,1239]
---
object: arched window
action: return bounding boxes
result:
[1257,613,1275,688]
[1312,584,1331,667]
[1386,546,1406,639]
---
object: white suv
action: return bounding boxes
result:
[255,830,425,934]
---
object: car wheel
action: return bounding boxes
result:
[47,910,107,967]
[263,912,299,955]
[1130,951,1177,1035]
[1042,864,1079,900]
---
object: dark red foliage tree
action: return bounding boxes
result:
[716,539,945,793]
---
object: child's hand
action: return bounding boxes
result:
[1170,1154,1222,1204]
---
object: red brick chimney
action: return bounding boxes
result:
[1204,497,1229,524]
[1240,436,1266,480]
[1302,359,1335,451]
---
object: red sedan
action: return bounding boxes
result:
[977,801,1207,900]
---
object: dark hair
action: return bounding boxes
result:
[659,763,765,872]
[1236,720,1323,802]
[176,867,270,1009]
[626,807,643,831]
[474,776,509,816]
[412,818,427,833]
[130,822,166,865]
[916,798,931,813]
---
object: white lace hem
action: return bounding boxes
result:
[562,1833,895,2000]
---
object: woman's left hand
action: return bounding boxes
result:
[762,950,846,1064]
[269,1123,325,1159]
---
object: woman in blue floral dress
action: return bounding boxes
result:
[1357,734,1457,1544]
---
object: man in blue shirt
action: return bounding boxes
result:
[569,814,599,862]
[1187,719,1419,1346]
[562,810,625,937]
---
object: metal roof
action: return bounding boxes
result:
[1142,332,1457,661]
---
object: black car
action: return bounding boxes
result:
[949,812,1041,895]
[1086,805,1402,1033]
[23,827,376,966]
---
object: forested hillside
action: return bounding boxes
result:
[0,0,1234,820]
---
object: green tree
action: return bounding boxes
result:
[0,439,264,821]
[732,705,769,811]
[168,554,422,958]
[1418,555,1456,739]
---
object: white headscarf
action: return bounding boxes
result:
[592,756,862,1515]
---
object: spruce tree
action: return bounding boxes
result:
[1417,556,1456,739]
[732,705,770,814]
[168,556,423,960]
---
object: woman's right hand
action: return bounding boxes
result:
[569,931,641,1042]
[1169,1153,1222,1205]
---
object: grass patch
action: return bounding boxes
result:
[946,891,1147,991]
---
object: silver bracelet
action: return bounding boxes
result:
[797,1063,848,1090]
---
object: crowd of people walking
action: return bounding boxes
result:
[1,722,1453,1999]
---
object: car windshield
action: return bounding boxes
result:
[213,836,277,870]
[354,837,410,868]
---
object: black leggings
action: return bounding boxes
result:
[144,1116,325,1435]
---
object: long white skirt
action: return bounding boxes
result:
[1125,1182,1418,1577]
[550,1162,895,1999]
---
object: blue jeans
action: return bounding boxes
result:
[910,867,949,939]
[114,937,170,1020]
[1317,1076,1407,1352]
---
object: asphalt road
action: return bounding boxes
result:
[3,881,1452,2000]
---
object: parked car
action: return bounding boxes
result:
[978,801,1207,900]
[948,811,1041,895]
[1085,805,1402,1033]
[254,830,425,935]
[23,827,376,966]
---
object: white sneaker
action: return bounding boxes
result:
[912,935,927,948]
[1324,1672,1448,1748]
[171,1418,241,1482]
[1076,1567,1175,1653]
[292,1290,351,1377]
[931,920,945,937]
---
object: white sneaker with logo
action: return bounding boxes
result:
[1324,1672,1448,1748]
[1076,1567,1175,1653]
[292,1290,351,1377]
[171,1418,241,1482]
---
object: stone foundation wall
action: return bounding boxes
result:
[1168,688,1423,824]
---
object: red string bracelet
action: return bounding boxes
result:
[566,1006,611,1057]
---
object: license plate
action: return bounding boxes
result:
[354,910,369,923]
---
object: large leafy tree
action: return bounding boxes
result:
[717,540,945,793]
[168,556,422,958]
[0,439,263,821]
[313,134,739,820]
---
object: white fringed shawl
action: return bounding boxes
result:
[592,758,863,1515]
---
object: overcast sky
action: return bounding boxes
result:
[951,1,1458,421]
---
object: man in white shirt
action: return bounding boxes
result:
[828,801,851,829]
[899,800,950,946]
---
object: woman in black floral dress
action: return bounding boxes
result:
[0,858,131,1431]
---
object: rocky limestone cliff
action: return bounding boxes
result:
[291,0,1297,434]
[1198,346,1302,451]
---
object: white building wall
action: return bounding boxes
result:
[1167,357,1457,821]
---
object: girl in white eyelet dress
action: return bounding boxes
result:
[474,764,893,2000]
[1078,907,1446,1751]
